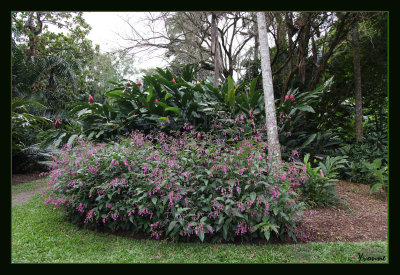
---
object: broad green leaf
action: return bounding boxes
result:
[146,86,154,102]
[264,229,270,240]
[167,221,177,233]
[300,134,317,148]
[67,134,78,145]
[12,99,45,110]
[105,90,124,99]
[249,76,258,98]
[370,183,382,194]
[87,131,95,140]
[54,132,67,148]
[222,219,230,240]
[164,93,172,100]
[304,153,310,164]
[76,108,89,117]
[165,107,180,115]
[198,232,205,242]
[155,101,168,108]
[227,75,234,92]
[372,158,382,169]
[96,130,104,138]
[296,105,315,113]
[250,192,256,202]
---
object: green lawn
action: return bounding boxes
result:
[12,178,48,194]
[11,182,388,263]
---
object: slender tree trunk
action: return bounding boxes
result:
[352,18,363,141]
[254,18,259,61]
[25,12,43,61]
[280,12,294,104]
[211,13,220,87]
[256,12,282,165]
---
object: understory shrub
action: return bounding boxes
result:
[362,158,388,196]
[336,123,387,184]
[299,154,348,207]
[43,119,308,243]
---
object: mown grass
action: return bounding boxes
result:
[12,177,48,194]
[11,184,388,263]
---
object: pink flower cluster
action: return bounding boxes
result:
[42,112,307,242]
[285,93,295,103]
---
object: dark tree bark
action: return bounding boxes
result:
[25,12,44,60]
[309,12,355,89]
[254,17,259,61]
[352,17,363,141]
[211,13,220,87]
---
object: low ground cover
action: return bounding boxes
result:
[42,124,308,243]
[11,194,388,263]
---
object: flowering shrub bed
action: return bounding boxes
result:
[43,120,308,243]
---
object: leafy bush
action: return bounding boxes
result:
[43,121,307,243]
[336,126,387,184]
[276,78,341,160]
[12,98,52,173]
[37,65,222,150]
[362,158,388,196]
[103,65,220,132]
[299,154,347,207]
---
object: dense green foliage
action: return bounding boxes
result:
[12,12,388,248]
[12,192,388,263]
[300,154,348,207]
[43,117,309,243]
[11,12,137,172]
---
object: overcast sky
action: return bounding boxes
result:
[48,12,267,81]
[82,12,168,75]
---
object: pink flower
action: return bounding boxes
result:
[138,80,142,87]
[290,94,295,103]
[54,119,61,128]
[197,133,201,139]
[172,78,176,83]
[320,169,324,178]
[285,95,289,100]
[89,94,94,104]
[155,99,159,102]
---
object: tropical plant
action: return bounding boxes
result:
[362,158,388,196]
[43,117,308,243]
[336,123,387,183]
[12,98,52,172]
[299,153,347,207]
[276,77,340,159]
[11,13,97,168]
[101,65,220,132]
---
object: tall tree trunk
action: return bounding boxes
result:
[352,18,363,141]
[254,18,259,61]
[256,12,282,165]
[309,12,353,90]
[25,12,43,61]
[280,12,295,104]
[296,13,312,85]
[211,13,220,87]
